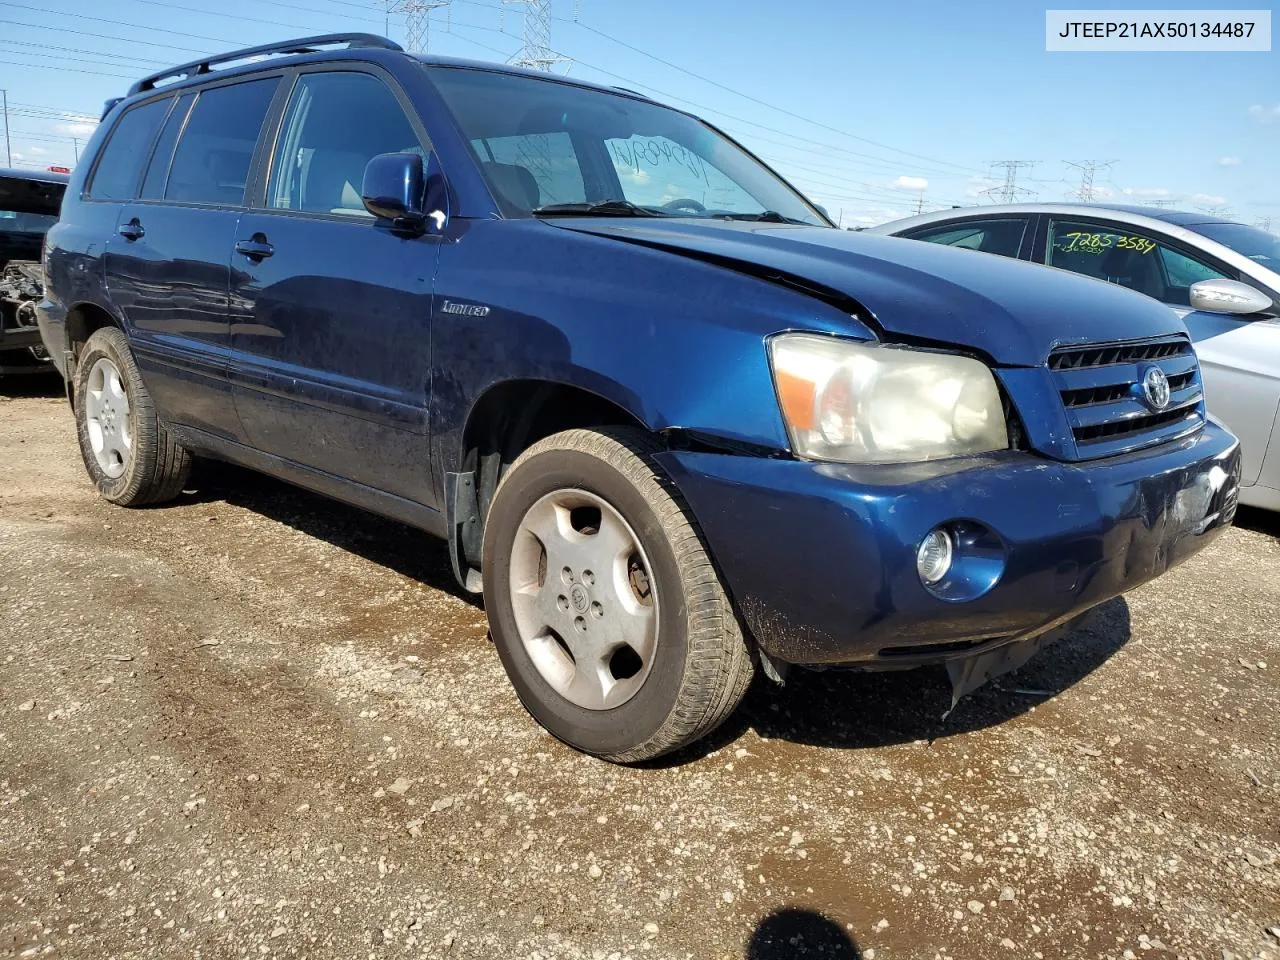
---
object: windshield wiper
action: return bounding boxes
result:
[532,200,662,218]
[714,210,809,225]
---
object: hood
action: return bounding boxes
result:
[0,172,66,218]
[548,219,1186,367]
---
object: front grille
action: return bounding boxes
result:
[1048,335,1204,459]
[1048,338,1187,370]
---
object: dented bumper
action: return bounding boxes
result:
[656,422,1240,667]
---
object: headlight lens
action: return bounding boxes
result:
[769,334,1009,463]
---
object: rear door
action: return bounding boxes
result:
[229,67,440,505]
[1041,215,1280,488]
[105,77,280,441]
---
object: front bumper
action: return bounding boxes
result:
[657,422,1240,666]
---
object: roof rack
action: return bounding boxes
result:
[127,34,403,96]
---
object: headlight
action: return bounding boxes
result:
[769,334,1009,463]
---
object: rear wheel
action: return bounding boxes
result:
[482,427,754,762]
[74,326,191,505]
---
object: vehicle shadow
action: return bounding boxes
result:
[181,459,481,609]
[746,908,861,959]
[1234,505,1280,539]
[653,596,1132,765]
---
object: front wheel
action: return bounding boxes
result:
[481,427,754,763]
[74,326,191,506]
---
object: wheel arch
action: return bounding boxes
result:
[444,377,656,590]
[63,301,125,405]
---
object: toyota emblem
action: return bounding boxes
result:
[1142,366,1171,411]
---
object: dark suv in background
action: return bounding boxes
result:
[1,167,66,377]
[38,35,1240,762]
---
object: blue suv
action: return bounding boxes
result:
[38,34,1240,761]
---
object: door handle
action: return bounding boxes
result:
[234,235,274,261]
[117,218,144,241]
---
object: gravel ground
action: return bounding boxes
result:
[2,381,1278,960]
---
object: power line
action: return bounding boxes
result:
[0,16,214,56]
[0,38,169,67]
[0,57,135,79]
[450,5,986,179]
[565,19,986,178]
[0,47,151,75]
[124,0,341,33]
[552,49,978,181]
[0,1,239,47]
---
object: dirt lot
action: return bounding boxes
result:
[2,382,1278,960]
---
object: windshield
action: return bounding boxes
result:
[1192,221,1280,271]
[0,210,57,234]
[426,66,827,225]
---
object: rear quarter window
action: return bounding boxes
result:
[87,98,171,201]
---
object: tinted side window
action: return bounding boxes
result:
[88,98,170,200]
[1046,219,1229,306]
[906,218,1028,259]
[267,72,421,217]
[167,79,278,206]
[140,93,195,200]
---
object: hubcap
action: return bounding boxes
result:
[84,357,132,479]
[509,489,658,711]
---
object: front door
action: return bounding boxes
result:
[229,68,440,506]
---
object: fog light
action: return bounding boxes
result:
[917,527,953,585]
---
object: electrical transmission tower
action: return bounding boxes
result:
[503,0,568,71]
[386,0,450,53]
[981,161,1037,203]
[1146,199,1176,208]
[1256,217,1274,233]
[1064,160,1115,202]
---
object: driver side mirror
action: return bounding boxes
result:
[362,153,446,233]
[1188,278,1274,316]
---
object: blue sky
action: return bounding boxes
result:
[1,0,1275,226]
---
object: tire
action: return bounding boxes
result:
[481,427,754,763]
[74,326,191,506]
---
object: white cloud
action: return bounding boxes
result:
[1188,192,1227,207]
[57,120,98,139]
[890,175,928,191]
[1122,186,1171,198]
[1218,156,1242,166]
[26,145,50,157]
[1248,104,1280,123]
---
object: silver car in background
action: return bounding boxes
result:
[870,205,1280,510]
